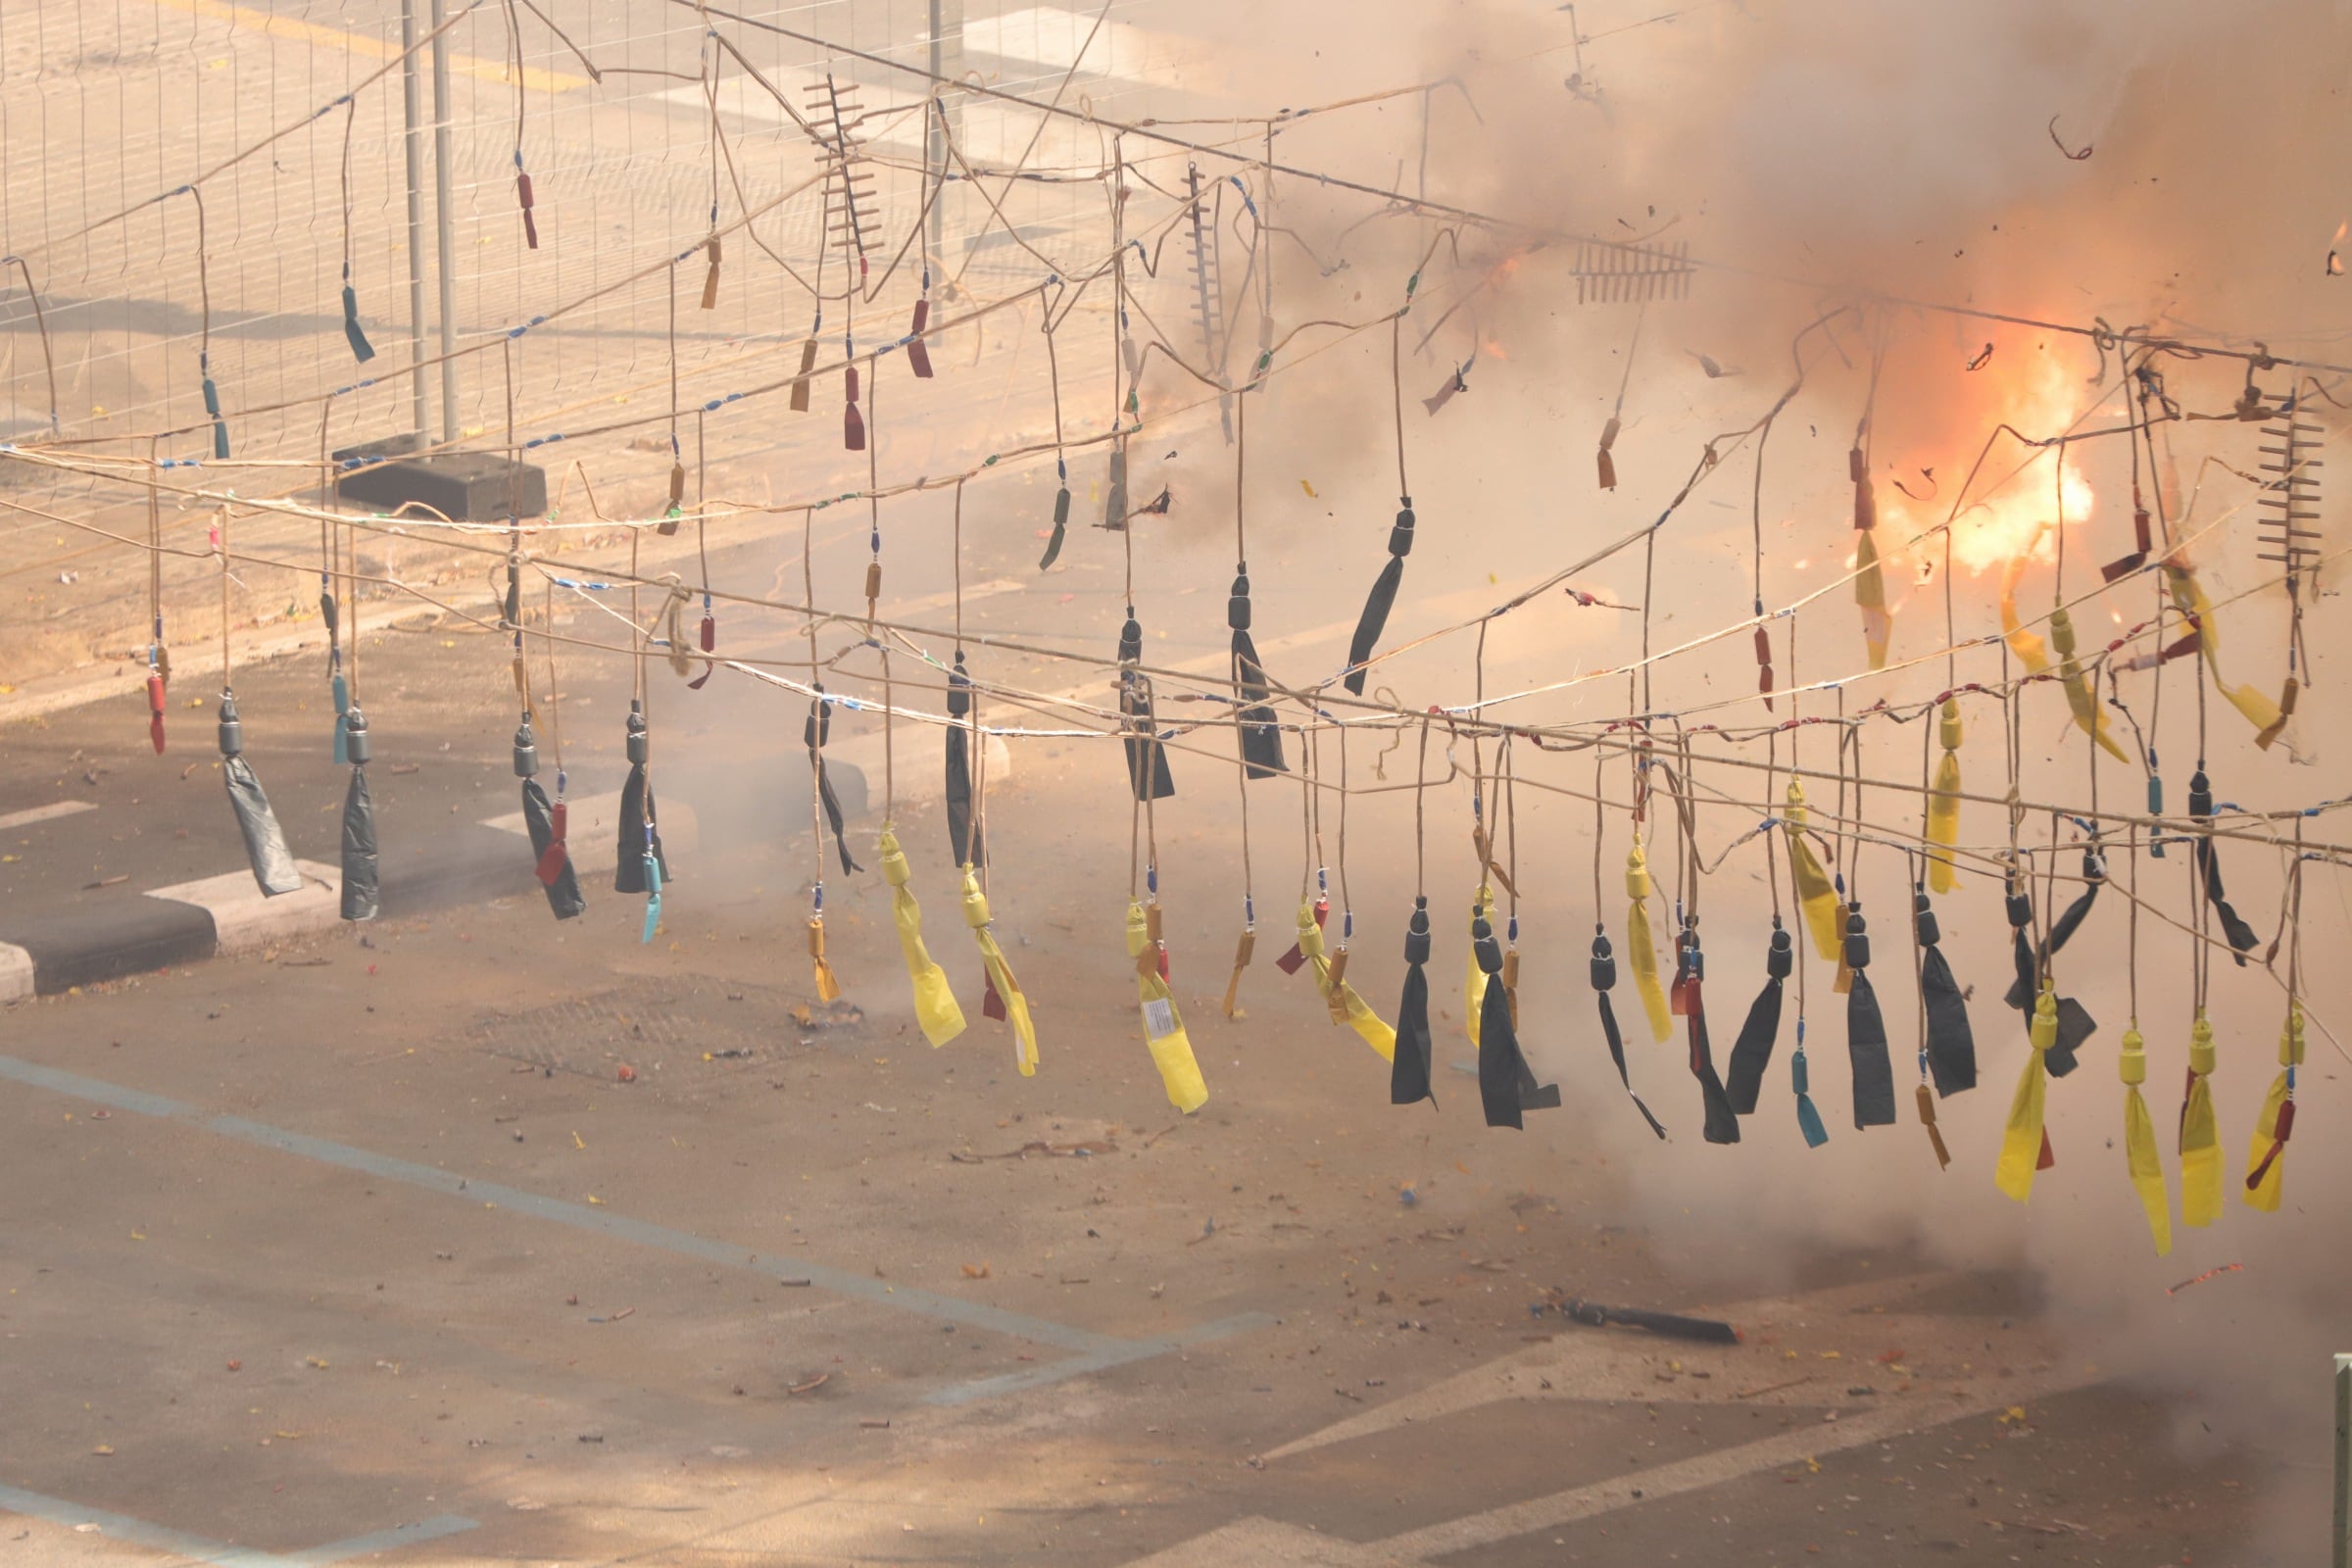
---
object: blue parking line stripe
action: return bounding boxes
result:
[282,1514,479,1565]
[925,1311,1278,1406]
[0,1483,475,1567]
[0,1053,1124,1355]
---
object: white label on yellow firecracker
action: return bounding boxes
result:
[1143,998,1177,1040]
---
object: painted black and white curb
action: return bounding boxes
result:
[0,791,699,1002]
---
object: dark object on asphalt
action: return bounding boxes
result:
[336,451,548,522]
[218,692,302,897]
[1558,1298,1741,1345]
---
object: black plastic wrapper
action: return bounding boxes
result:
[1390,897,1435,1107]
[806,691,861,876]
[218,693,303,897]
[1724,923,1789,1114]
[1343,500,1413,697]
[1228,567,1287,778]
[2000,877,2096,1076]
[1039,486,1071,570]
[521,779,585,920]
[222,757,303,897]
[1677,927,1740,1144]
[2188,770,2259,963]
[1117,613,1174,802]
[1474,917,1558,1129]
[1913,891,1977,1096]
[1842,906,1897,1127]
[614,765,670,893]
[2004,850,2104,1009]
[1592,929,1667,1139]
[340,765,378,921]
[946,651,986,866]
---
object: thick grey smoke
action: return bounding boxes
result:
[1134,2,2352,1555]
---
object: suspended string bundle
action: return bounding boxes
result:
[20,3,2351,1257]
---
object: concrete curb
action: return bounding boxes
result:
[0,732,996,1003]
[0,791,703,1002]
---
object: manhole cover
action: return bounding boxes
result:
[466,976,793,1084]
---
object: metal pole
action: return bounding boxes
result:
[427,0,460,446]
[927,0,961,269]
[927,0,945,264]
[399,0,429,439]
[2334,1353,2350,1568]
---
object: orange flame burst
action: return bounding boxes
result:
[1885,349,2095,577]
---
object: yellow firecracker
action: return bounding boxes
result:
[2179,1010,2221,1228]
[1298,901,1395,1061]
[1783,780,1843,962]
[1625,842,1671,1043]
[961,867,1038,1076]
[1926,698,1963,893]
[1995,986,2058,1202]
[879,827,964,1047]
[2242,1004,2302,1213]
[1855,528,1890,670]
[2118,1025,2170,1255]
[1127,900,1206,1113]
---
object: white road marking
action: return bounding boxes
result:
[1121,1270,2091,1567]
[0,799,97,832]
[823,726,1013,802]
[1115,1516,1391,1568]
[1265,1271,1975,1459]
[0,1482,475,1567]
[478,791,700,872]
[1120,1367,2095,1568]
[0,942,31,1003]
[1378,1368,2090,1559]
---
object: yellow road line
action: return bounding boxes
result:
[151,0,592,94]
